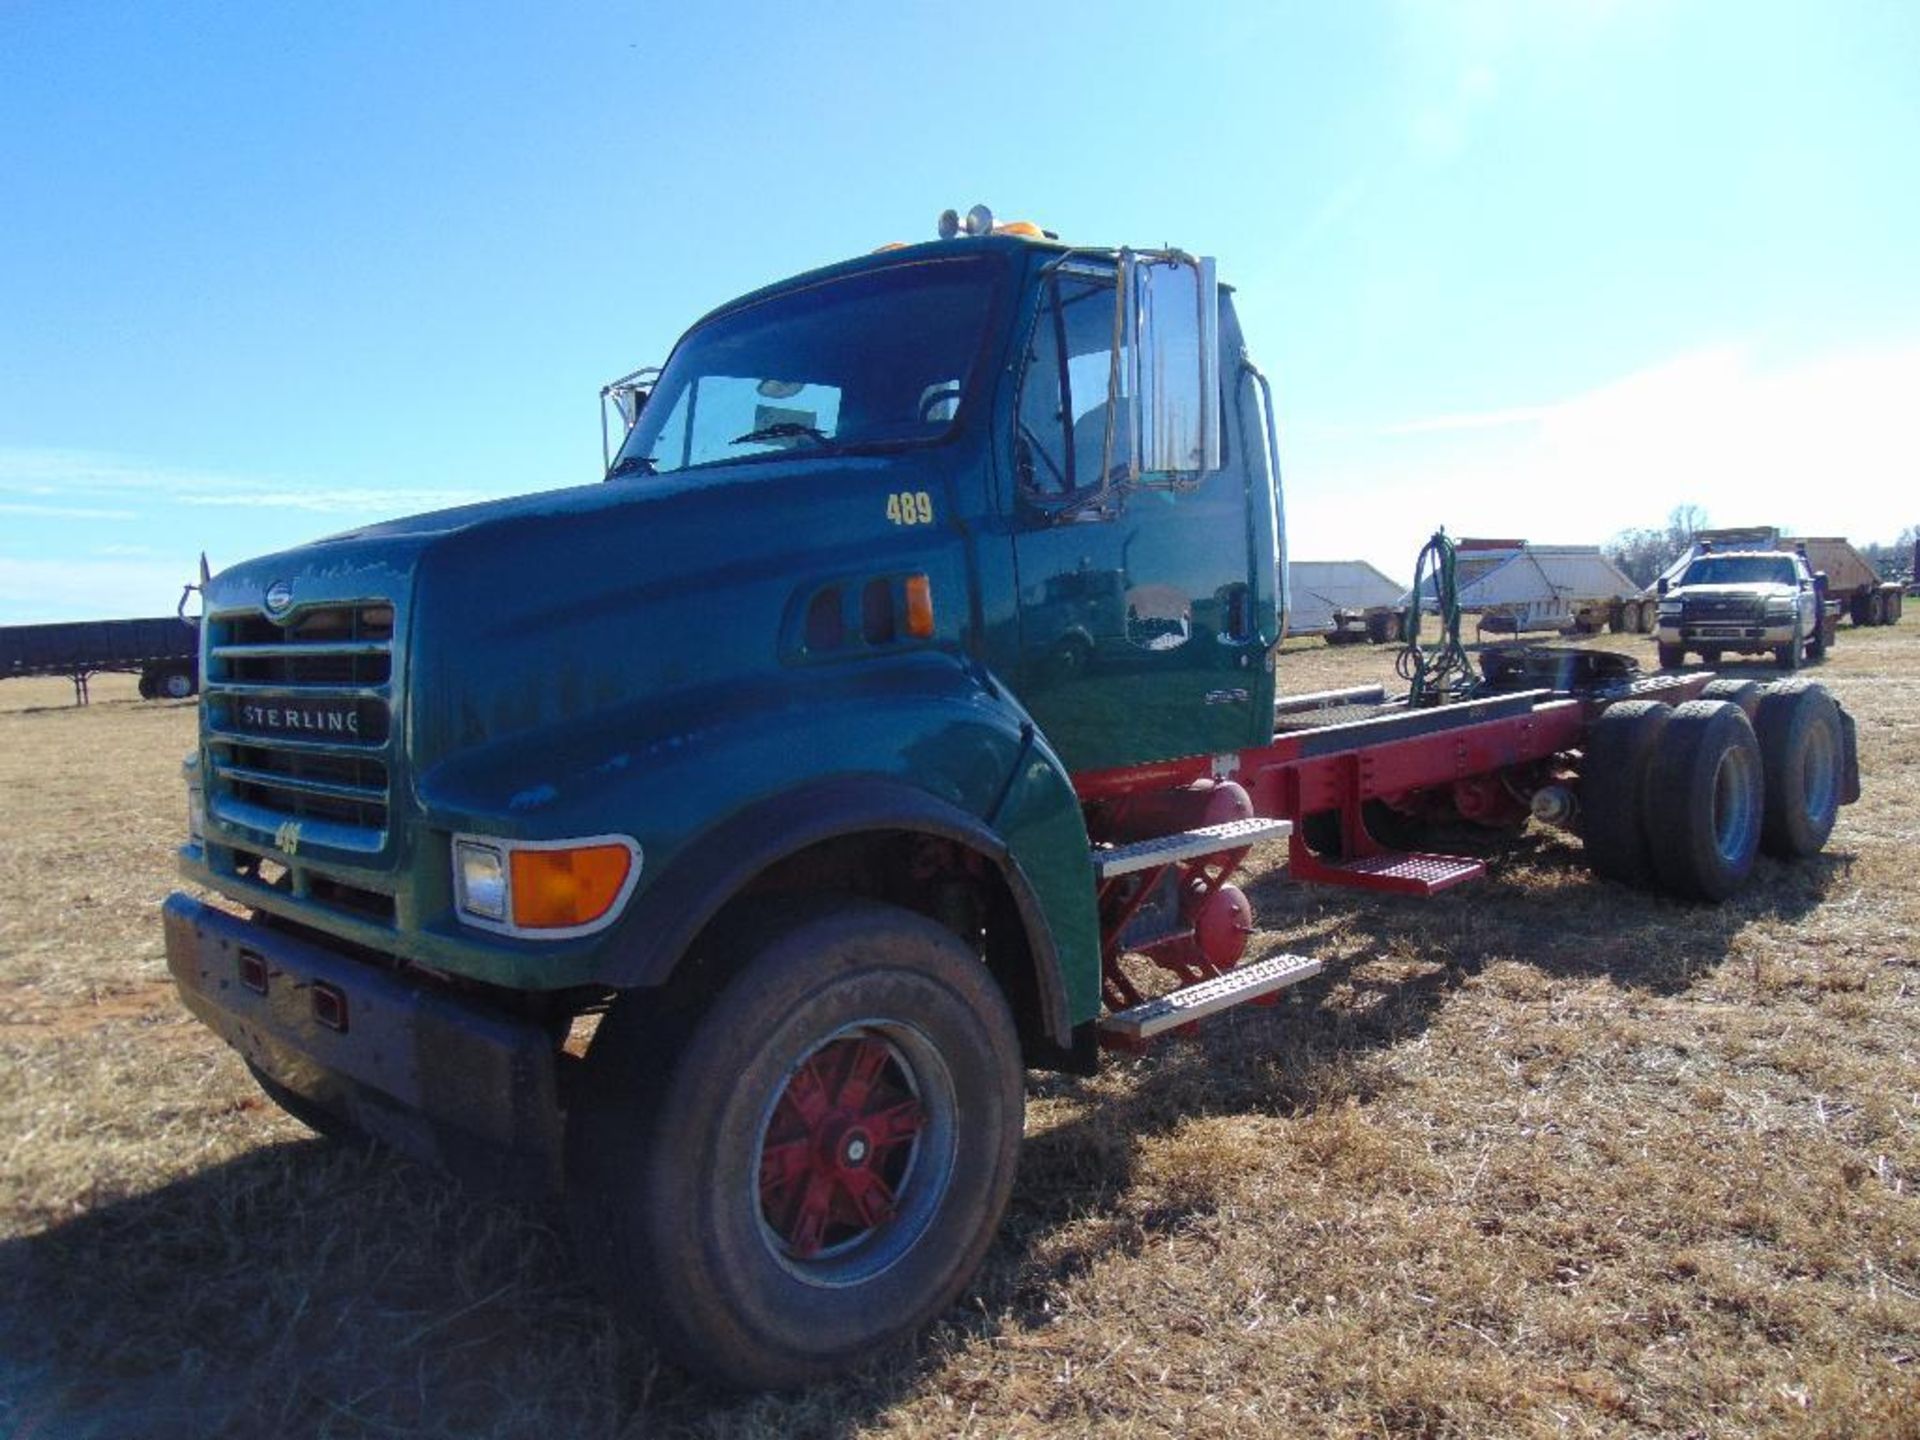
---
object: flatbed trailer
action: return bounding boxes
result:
[0,613,200,703]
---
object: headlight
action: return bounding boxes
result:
[452,833,642,938]
[454,840,509,921]
[1765,600,1796,617]
[1658,601,1682,617]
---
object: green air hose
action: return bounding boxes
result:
[1396,530,1475,704]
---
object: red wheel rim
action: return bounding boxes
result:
[757,1033,927,1261]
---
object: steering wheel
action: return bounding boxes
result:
[918,385,962,423]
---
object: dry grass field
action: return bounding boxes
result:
[2,620,1917,1439]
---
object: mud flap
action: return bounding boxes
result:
[1838,704,1862,805]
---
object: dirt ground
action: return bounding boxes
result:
[2,619,1916,1439]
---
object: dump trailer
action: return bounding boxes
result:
[161,210,1863,1389]
[1284,560,1409,645]
[0,615,199,703]
[1792,537,1905,627]
[1426,539,1654,637]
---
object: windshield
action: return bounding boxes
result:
[1679,555,1799,587]
[613,256,1001,476]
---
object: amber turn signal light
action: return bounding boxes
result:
[904,574,935,638]
[509,844,633,930]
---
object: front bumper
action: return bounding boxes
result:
[1657,620,1797,649]
[163,893,563,1195]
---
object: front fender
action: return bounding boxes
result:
[414,656,1100,1024]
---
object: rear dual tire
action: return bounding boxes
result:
[1643,701,1764,901]
[1578,700,1672,890]
[1581,698,1765,898]
[1699,678,1763,719]
[1582,685,1845,897]
[1753,680,1844,858]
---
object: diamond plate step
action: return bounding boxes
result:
[1098,952,1323,1044]
[1093,818,1294,881]
[1318,850,1484,896]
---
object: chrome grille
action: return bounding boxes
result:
[202,601,396,856]
[1683,597,1762,624]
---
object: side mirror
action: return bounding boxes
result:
[1656,578,1669,596]
[600,366,660,470]
[1116,250,1221,484]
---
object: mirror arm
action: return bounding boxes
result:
[1100,250,1134,510]
[1244,359,1283,502]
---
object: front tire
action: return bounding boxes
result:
[1774,623,1803,671]
[567,900,1024,1390]
[1657,642,1686,670]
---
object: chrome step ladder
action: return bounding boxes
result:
[1098,952,1323,1048]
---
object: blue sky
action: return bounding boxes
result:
[2,0,1915,620]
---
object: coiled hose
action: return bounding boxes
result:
[1397,530,1475,704]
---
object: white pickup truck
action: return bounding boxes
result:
[1655,548,1828,671]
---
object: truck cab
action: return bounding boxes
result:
[164,219,1290,1384]
[1655,547,1823,670]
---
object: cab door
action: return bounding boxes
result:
[1004,262,1265,775]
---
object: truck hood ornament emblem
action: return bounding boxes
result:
[263,580,294,616]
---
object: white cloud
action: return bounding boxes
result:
[0,502,139,520]
[0,448,487,517]
[0,556,199,623]
[1290,342,1920,578]
[171,487,482,514]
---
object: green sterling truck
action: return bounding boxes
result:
[164,208,1861,1387]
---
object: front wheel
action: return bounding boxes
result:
[567,900,1025,1389]
[1775,624,1803,671]
[1657,642,1687,670]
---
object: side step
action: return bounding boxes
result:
[1094,818,1294,880]
[1099,952,1323,1045]
[1312,851,1484,896]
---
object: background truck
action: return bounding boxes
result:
[0,613,200,703]
[1662,527,1905,629]
[162,210,1862,1389]
[1653,542,1836,670]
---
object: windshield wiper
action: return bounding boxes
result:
[606,453,658,478]
[731,422,835,449]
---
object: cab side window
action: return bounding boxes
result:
[1015,273,1130,498]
